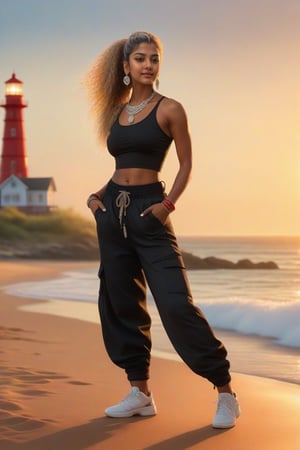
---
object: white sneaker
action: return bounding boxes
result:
[212,393,240,428]
[105,387,157,418]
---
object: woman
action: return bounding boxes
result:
[86,31,240,428]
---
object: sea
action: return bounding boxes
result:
[4,236,300,385]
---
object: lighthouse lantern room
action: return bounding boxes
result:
[5,75,23,96]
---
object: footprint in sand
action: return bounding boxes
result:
[17,389,53,397]
[0,411,46,431]
[0,399,23,411]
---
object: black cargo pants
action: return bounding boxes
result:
[95,180,231,387]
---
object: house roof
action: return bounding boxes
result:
[20,177,57,191]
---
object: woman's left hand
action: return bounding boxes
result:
[141,202,170,224]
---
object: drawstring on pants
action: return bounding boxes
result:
[115,190,131,238]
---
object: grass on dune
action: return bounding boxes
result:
[0,207,97,243]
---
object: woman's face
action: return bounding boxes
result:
[124,42,160,86]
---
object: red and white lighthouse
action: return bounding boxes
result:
[0,73,28,183]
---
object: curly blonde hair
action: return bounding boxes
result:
[86,32,162,144]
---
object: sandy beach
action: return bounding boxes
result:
[0,260,299,450]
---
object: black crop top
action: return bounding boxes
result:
[107,96,173,171]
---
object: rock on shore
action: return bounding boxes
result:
[181,251,279,270]
[0,240,279,269]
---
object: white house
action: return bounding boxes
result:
[0,174,56,213]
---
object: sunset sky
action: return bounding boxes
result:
[1,0,299,236]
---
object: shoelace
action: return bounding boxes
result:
[115,190,131,238]
[121,390,151,409]
[215,395,238,415]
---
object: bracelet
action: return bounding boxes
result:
[162,198,175,212]
[87,193,101,208]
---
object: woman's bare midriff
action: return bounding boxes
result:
[112,168,159,186]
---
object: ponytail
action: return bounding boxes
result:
[85,39,130,143]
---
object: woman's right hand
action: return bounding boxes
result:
[89,199,106,215]
[87,185,108,215]
[87,192,107,215]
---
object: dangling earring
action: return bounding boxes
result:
[155,78,160,90]
[123,75,130,86]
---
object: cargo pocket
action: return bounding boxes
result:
[97,264,108,328]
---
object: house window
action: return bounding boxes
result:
[3,194,20,202]
[10,180,16,187]
[38,193,43,203]
[10,128,16,137]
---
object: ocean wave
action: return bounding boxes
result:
[199,299,300,348]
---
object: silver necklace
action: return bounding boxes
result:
[125,91,156,123]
